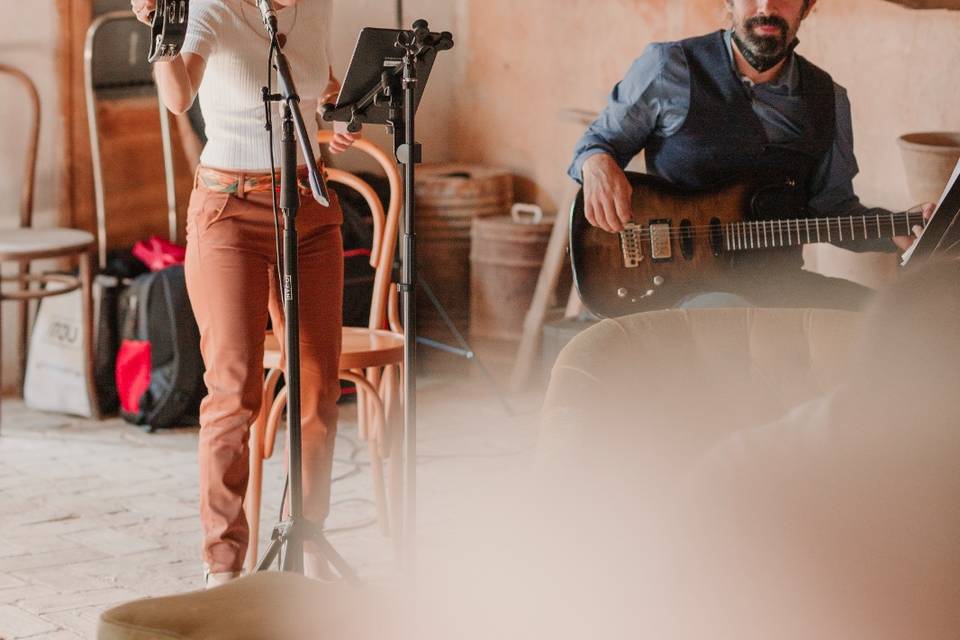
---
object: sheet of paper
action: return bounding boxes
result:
[901,157,960,265]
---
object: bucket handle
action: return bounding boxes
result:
[511,203,544,225]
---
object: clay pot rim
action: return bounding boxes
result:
[897,131,960,153]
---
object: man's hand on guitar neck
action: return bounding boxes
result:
[892,203,936,253]
[582,153,634,233]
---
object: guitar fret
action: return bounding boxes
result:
[849,216,855,240]
[816,218,821,243]
[725,224,729,251]
[890,212,896,237]
[750,222,755,249]
[778,220,784,246]
[838,217,844,242]
[805,219,811,244]
[786,219,792,246]
[875,213,881,239]
[762,221,768,247]
[862,215,867,240]
[827,218,832,242]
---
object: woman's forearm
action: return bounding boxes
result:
[155,53,205,115]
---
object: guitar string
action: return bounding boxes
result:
[608,213,926,241]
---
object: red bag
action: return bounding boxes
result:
[132,236,186,272]
[116,340,151,415]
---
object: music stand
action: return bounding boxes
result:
[904,160,960,266]
[323,20,454,566]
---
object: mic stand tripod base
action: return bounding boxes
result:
[257,517,361,585]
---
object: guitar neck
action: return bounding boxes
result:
[723,211,924,252]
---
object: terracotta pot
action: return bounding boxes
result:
[897,131,960,204]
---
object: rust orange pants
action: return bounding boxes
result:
[185,170,343,573]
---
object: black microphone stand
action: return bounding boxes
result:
[256,20,358,584]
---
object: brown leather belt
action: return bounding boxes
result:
[196,165,317,197]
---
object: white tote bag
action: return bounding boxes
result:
[23,285,94,418]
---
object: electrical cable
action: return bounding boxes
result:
[266,40,284,299]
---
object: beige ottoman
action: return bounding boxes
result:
[98,572,380,640]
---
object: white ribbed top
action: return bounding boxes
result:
[181,0,331,171]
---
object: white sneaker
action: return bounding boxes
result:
[203,567,242,589]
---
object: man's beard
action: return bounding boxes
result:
[732,14,797,73]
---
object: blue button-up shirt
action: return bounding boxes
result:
[569,31,870,219]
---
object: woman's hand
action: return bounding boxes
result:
[131,0,156,25]
[329,120,360,154]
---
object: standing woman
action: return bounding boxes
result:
[132,0,358,586]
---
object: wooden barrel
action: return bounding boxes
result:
[470,204,555,341]
[415,164,513,338]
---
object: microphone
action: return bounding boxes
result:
[255,0,279,39]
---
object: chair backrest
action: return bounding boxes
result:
[317,131,402,332]
[0,64,41,230]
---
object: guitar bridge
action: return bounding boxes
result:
[619,223,643,268]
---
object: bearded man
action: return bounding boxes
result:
[570,0,931,309]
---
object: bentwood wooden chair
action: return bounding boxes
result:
[0,65,98,430]
[244,132,405,570]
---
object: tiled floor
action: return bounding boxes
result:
[0,371,541,639]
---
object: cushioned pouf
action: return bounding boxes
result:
[98,572,378,640]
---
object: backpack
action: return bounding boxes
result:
[115,264,205,430]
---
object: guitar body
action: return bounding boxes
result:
[571,172,921,318]
[148,0,190,63]
[571,172,767,318]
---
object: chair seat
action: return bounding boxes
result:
[0,227,95,260]
[98,572,375,640]
[263,327,404,371]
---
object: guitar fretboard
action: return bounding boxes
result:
[724,211,925,252]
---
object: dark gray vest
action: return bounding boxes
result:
[644,30,836,201]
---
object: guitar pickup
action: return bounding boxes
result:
[619,223,643,268]
[649,220,672,261]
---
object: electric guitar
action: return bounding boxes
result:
[147,0,190,63]
[570,172,924,318]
